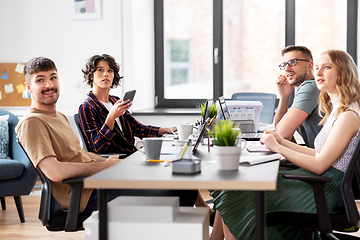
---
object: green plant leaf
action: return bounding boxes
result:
[211,119,241,146]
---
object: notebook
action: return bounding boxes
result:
[218,96,264,141]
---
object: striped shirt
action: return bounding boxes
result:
[78,91,160,155]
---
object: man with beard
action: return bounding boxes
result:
[274,45,322,148]
[15,56,121,215]
[16,57,200,220]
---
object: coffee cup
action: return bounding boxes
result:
[171,124,193,140]
[135,137,163,160]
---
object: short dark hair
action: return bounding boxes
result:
[281,45,313,61]
[82,54,123,89]
[24,57,57,83]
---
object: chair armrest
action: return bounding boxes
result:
[281,174,333,233]
[282,174,333,183]
[62,177,84,185]
[62,177,84,232]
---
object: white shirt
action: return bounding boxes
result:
[314,100,360,172]
[101,101,124,134]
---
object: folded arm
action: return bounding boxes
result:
[38,155,120,182]
[264,111,359,175]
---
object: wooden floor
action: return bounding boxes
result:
[0,194,84,240]
[1,190,360,240]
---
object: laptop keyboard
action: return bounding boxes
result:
[241,132,264,140]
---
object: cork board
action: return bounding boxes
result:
[0,63,31,107]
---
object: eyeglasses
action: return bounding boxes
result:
[279,59,310,70]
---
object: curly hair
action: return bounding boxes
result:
[24,57,57,83]
[82,54,123,89]
[318,50,360,125]
[281,45,313,61]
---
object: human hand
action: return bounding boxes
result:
[106,155,122,162]
[276,74,294,99]
[158,126,177,136]
[109,99,132,119]
[260,131,280,152]
[170,126,177,133]
[264,130,284,144]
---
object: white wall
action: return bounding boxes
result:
[0,0,155,116]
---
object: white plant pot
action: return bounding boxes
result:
[212,145,242,171]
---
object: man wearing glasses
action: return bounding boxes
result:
[274,45,322,148]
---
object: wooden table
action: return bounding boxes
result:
[84,143,280,240]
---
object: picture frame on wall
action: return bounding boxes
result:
[69,0,102,20]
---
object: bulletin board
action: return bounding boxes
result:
[0,63,31,107]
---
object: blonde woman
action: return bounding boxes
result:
[210,50,360,240]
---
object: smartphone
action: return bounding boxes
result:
[123,90,136,102]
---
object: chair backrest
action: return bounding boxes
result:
[0,109,37,193]
[340,138,360,227]
[16,136,51,226]
[230,92,277,124]
[73,113,89,152]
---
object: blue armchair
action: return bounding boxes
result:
[0,109,37,222]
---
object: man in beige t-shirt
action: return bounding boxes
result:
[16,57,201,220]
[16,57,121,213]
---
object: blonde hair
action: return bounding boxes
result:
[318,50,360,125]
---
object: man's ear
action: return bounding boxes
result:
[308,61,314,70]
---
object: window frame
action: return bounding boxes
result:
[154,0,357,108]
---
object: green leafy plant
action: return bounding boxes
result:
[211,119,241,146]
[196,101,219,119]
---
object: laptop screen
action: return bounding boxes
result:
[203,99,213,122]
[192,117,211,153]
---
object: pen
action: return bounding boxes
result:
[208,116,216,126]
[148,159,173,163]
[265,127,270,134]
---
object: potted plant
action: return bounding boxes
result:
[196,101,219,120]
[196,100,219,130]
[211,119,245,171]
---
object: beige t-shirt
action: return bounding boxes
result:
[16,108,94,212]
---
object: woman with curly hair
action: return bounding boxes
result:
[78,54,174,155]
[210,50,360,240]
[78,54,214,210]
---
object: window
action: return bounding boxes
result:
[295,0,347,60]
[154,0,358,108]
[166,40,190,93]
[162,0,213,102]
[223,0,285,98]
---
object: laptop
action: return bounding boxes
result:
[202,99,213,124]
[192,117,212,153]
[218,96,264,141]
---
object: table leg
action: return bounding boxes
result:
[98,189,108,240]
[255,191,266,240]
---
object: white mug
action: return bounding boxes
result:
[172,124,193,140]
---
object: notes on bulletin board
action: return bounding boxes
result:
[0,63,31,107]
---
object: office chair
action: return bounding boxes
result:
[0,109,37,223]
[230,92,277,124]
[17,137,91,231]
[267,139,360,240]
[73,113,127,158]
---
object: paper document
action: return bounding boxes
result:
[240,153,282,166]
